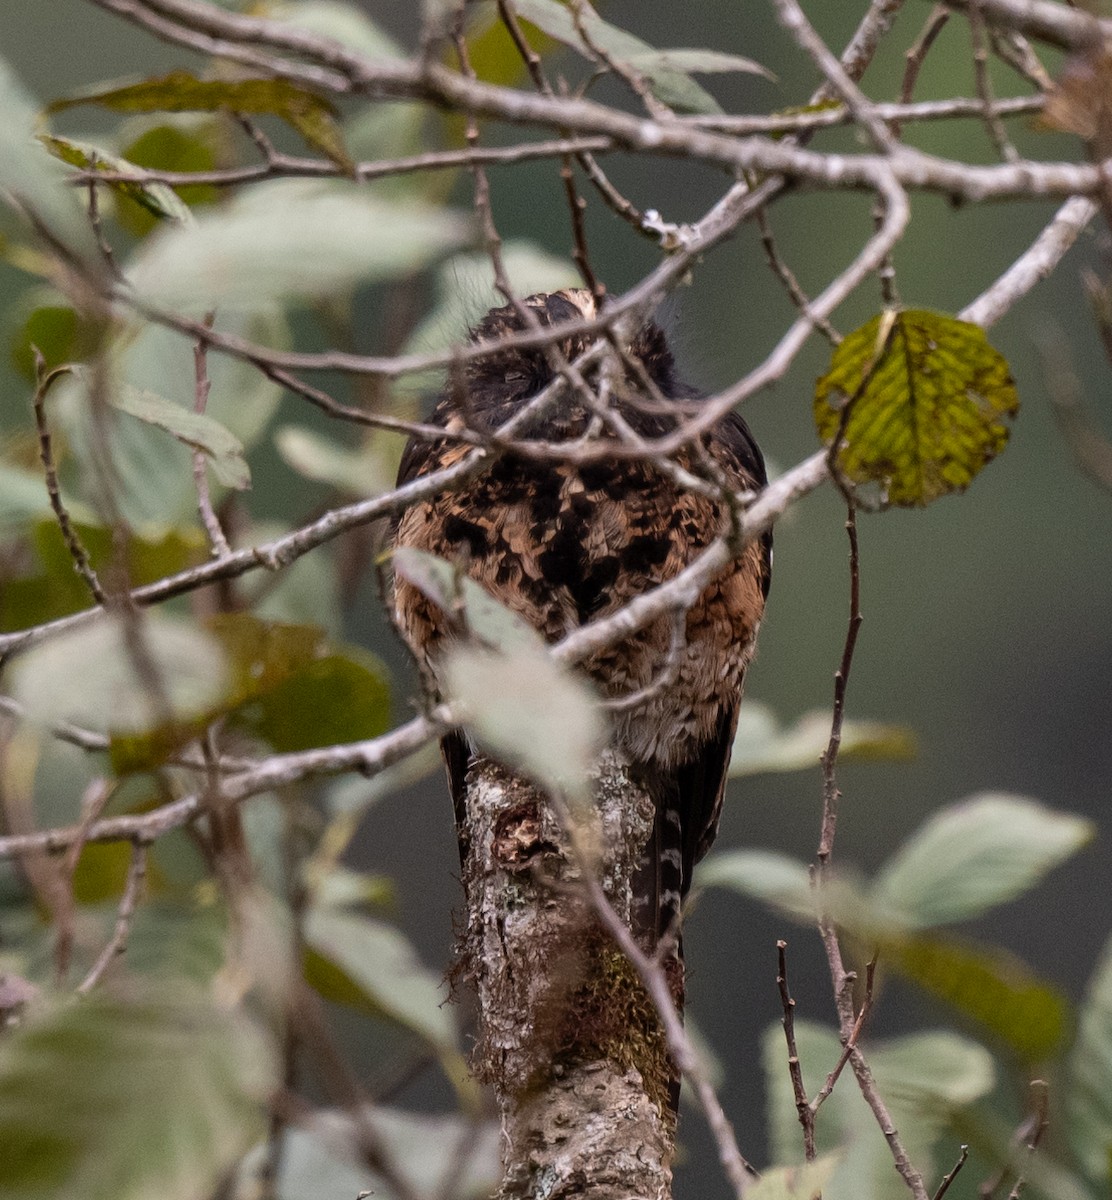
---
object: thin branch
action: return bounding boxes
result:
[968,0,1022,162]
[192,313,233,559]
[31,361,106,604]
[687,94,1042,134]
[755,207,842,344]
[76,841,147,994]
[773,0,898,153]
[776,940,815,1160]
[933,1147,970,1200]
[809,955,877,1115]
[960,195,1097,327]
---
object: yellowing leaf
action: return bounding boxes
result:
[888,932,1068,1062]
[48,71,353,173]
[814,309,1018,506]
[39,135,193,228]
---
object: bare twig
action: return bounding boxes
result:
[933,1146,970,1200]
[31,360,106,605]
[192,312,233,558]
[76,841,147,994]
[968,0,1022,162]
[755,207,842,344]
[776,940,815,1160]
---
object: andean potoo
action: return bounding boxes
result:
[391,288,771,979]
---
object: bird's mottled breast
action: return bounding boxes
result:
[393,419,768,770]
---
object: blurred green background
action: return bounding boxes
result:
[2,1,1110,1195]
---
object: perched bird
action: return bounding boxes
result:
[391,289,770,955]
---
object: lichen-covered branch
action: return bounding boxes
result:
[456,751,672,1198]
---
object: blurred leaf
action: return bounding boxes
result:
[127,180,469,311]
[393,546,545,655]
[0,518,205,632]
[206,613,328,699]
[110,382,250,489]
[1042,47,1112,159]
[446,643,603,801]
[124,901,229,984]
[871,794,1093,928]
[71,843,135,905]
[266,0,404,59]
[9,612,229,735]
[243,523,343,639]
[0,466,96,537]
[39,134,192,228]
[303,908,457,1052]
[49,71,353,172]
[697,848,815,920]
[506,0,730,114]
[234,650,391,753]
[763,1020,993,1200]
[0,56,99,268]
[1068,931,1112,1183]
[115,123,221,237]
[745,1156,839,1200]
[0,986,273,1200]
[888,933,1068,1063]
[814,309,1019,506]
[626,48,775,81]
[275,425,391,496]
[78,310,287,529]
[307,864,394,911]
[9,302,97,382]
[240,1106,500,1200]
[729,702,916,777]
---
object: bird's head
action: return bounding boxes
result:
[462,289,681,412]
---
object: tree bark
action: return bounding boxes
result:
[455,750,674,1199]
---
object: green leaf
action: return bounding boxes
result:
[746,1156,839,1200]
[39,134,192,227]
[506,0,730,114]
[303,908,456,1052]
[814,309,1019,506]
[445,643,604,801]
[9,301,97,382]
[0,987,273,1200]
[393,546,545,655]
[889,933,1068,1062]
[233,650,391,753]
[47,311,286,530]
[1067,932,1112,1182]
[0,56,99,268]
[238,1106,500,1200]
[9,613,230,736]
[0,467,96,536]
[0,518,205,632]
[275,425,392,497]
[127,180,469,311]
[115,123,220,237]
[871,793,1094,928]
[696,849,816,920]
[729,701,916,777]
[110,382,250,490]
[48,71,353,172]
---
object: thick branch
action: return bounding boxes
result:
[459,753,672,1199]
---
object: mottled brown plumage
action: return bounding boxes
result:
[392,289,770,949]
